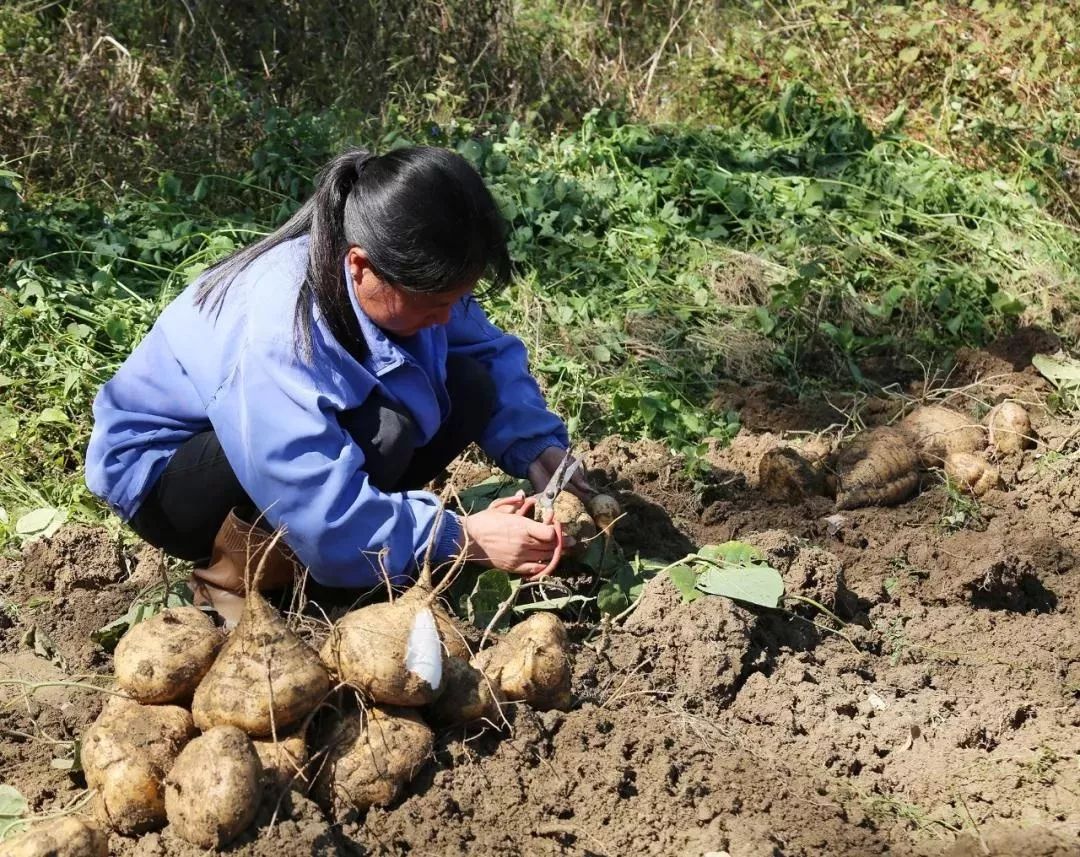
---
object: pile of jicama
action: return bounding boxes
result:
[4,494,623,855]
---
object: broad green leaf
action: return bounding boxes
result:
[597,581,629,616]
[15,507,61,536]
[458,569,518,629]
[0,785,27,818]
[695,564,784,608]
[454,477,530,514]
[0,818,28,841]
[899,46,921,64]
[1032,354,1080,392]
[666,564,701,602]
[697,541,765,565]
[37,408,69,424]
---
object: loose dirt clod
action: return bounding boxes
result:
[80,696,195,834]
[320,587,446,707]
[758,447,824,502]
[315,705,434,817]
[253,733,309,793]
[901,405,986,466]
[113,607,222,704]
[987,401,1033,454]
[191,589,330,737]
[471,613,572,711]
[425,655,505,728]
[945,451,1001,496]
[833,427,921,510]
[0,816,108,857]
[164,725,262,849]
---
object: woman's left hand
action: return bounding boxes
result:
[527,446,594,502]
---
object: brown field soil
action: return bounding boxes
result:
[2,332,1080,856]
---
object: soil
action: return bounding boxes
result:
[2,332,1080,856]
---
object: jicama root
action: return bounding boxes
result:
[551,492,597,557]
[252,733,309,793]
[471,613,572,711]
[586,493,622,533]
[986,401,1033,454]
[425,656,504,728]
[945,452,1000,497]
[113,607,222,704]
[164,726,262,849]
[320,587,446,707]
[315,705,434,817]
[191,589,330,737]
[0,816,108,857]
[900,405,985,467]
[81,696,195,834]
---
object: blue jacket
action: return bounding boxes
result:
[85,236,568,586]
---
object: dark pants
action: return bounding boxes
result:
[129,354,496,562]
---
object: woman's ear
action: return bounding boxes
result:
[345,246,371,288]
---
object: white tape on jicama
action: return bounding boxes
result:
[404,607,443,690]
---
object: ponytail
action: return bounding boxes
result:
[194,146,509,363]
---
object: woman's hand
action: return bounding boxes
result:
[462,504,564,577]
[527,446,594,504]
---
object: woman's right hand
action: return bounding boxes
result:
[462,503,563,577]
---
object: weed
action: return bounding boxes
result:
[937,479,985,533]
[861,788,962,836]
[1023,746,1059,786]
[881,617,913,667]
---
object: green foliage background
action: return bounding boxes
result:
[2,0,1079,543]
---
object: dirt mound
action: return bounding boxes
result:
[599,572,758,714]
[1,525,141,671]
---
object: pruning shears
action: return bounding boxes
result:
[515,446,582,577]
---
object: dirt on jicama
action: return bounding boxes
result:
[2,331,1080,856]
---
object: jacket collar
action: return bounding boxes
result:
[341,260,406,376]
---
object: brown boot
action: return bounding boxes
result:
[189,509,299,628]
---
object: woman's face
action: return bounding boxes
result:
[347,247,474,338]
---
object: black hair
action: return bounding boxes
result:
[195,146,511,362]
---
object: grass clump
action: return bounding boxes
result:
[3,89,1079,541]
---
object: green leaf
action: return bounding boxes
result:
[37,407,69,424]
[0,817,28,841]
[91,581,196,651]
[14,507,63,537]
[698,541,765,565]
[666,564,701,602]
[695,563,784,608]
[458,569,518,629]
[0,785,27,818]
[597,581,629,616]
[1032,354,1080,393]
[453,476,531,514]
[103,315,130,344]
[899,46,921,64]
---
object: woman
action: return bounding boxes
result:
[85,146,590,622]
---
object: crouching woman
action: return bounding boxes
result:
[84,146,589,624]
